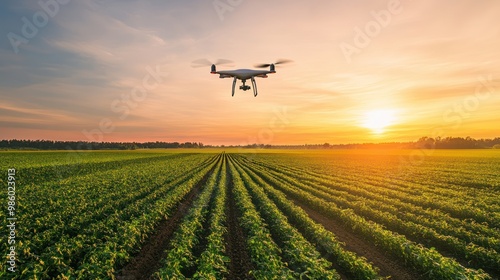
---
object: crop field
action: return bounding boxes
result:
[1,149,499,279]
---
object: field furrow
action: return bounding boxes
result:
[1,149,499,280]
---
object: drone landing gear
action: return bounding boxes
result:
[232,77,237,96]
[251,77,258,97]
[232,78,258,97]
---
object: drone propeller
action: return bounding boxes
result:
[255,59,293,68]
[191,58,234,68]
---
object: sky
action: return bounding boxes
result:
[0,0,499,145]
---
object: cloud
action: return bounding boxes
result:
[0,102,81,131]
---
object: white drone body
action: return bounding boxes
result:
[193,59,291,97]
[212,65,276,97]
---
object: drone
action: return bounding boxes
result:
[192,59,292,97]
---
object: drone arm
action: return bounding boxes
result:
[251,77,258,97]
[232,77,237,97]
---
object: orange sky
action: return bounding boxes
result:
[1,1,499,145]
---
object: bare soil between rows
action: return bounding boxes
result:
[115,161,217,280]
[225,159,254,279]
[116,155,256,280]
[115,153,425,280]
[290,198,425,280]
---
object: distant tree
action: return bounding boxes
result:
[0,137,499,150]
[416,137,435,149]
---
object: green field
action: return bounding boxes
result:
[1,149,499,279]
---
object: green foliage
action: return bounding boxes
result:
[156,156,223,278]
[231,157,340,279]
[193,156,230,279]
[1,150,498,279]
[227,159,295,279]
[234,156,383,279]
[238,151,498,279]
[0,152,216,279]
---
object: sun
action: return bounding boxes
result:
[361,109,397,134]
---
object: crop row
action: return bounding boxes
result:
[192,155,230,279]
[74,154,220,279]
[0,153,219,279]
[231,156,383,279]
[226,156,295,278]
[251,155,500,228]
[247,156,500,273]
[237,155,492,279]
[155,155,223,279]
[250,155,500,246]
[275,154,500,223]
[229,156,341,279]
[255,152,500,210]
[153,154,387,279]
[3,151,497,279]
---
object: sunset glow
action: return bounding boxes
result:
[361,109,397,134]
[1,1,499,145]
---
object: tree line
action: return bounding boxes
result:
[1,137,499,150]
[0,140,204,150]
[262,136,500,149]
[413,136,500,149]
